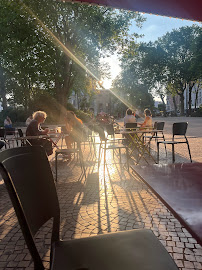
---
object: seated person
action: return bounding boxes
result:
[124,108,136,127]
[64,111,83,150]
[4,116,15,134]
[25,115,33,126]
[139,109,153,129]
[26,111,53,156]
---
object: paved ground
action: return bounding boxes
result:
[0,117,202,269]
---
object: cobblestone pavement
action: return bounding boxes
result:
[0,123,202,269]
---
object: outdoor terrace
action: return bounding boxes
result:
[0,116,202,269]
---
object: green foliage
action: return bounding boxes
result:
[0,0,144,112]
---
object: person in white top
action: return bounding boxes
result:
[26,115,33,126]
[124,108,136,126]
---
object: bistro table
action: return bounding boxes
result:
[7,132,63,149]
[120,128,159,164]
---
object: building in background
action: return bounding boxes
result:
[166,81,202,115]
[68,89,114,116]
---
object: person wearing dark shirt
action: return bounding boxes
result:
[26,111,53,156]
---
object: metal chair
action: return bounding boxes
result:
[17,128,25,146]
[0,146,179,270]
[157,122,192,163]
[55,142,86,182]
[0,128,8,148]
[125,122,137,130]
[98,127,129,169]
[144,122,166,153]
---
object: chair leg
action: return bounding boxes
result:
[119,148,121,164]
[104,147,106,175]
[98,143,102,168]
[126,148,129,170]
[172,144,175,163]
[157,142,160,163]
[186,141,192,163]
[55,153,58,182]
[163,135,167,156]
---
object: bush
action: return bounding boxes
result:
[191,107,202,117]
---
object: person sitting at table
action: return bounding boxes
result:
[4,116,15,134]
[25,115,33,126]
[124,108,136,126]
[26,111,53,156]
[139,108,153,129]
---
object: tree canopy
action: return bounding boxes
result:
[0,0,144,119]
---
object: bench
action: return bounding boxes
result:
[131,163,202,246]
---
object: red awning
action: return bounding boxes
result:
[61,0,202,22]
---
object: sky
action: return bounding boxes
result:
[102,13,201,90]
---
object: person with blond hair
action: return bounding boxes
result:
[139,109,153,129]
[26,111,53,155]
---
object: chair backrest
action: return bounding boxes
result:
[17,128,24,137]
[98,126,107,141]
[0,128,5,138]
[156,122,165,131]
[0,146,60,269]
[173,122,188,136]
[105,124,115,136]
[153,122,158,129]
[125,123,137,130]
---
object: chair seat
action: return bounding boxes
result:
[158,141,186,144]
[144,135,163,139]
[55,148,79,154]
[52,229,178,270]
[101,143,126,149]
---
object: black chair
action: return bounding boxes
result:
[98,127,130,169]
[144,122,166,153]
[0,128,7,149]
[17,128,25,146]
[55,142,86,182]
[157,122,192,163]
[0,146,178,270]
[125,122,137,130]
[105,123,126,143]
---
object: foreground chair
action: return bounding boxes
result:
[0,146,178,270]
[157,122,192,163]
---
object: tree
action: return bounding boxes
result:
[157,25,202,115]
[0,0,144,117]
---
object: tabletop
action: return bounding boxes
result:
[131,163,202,246]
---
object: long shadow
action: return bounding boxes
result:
[59,171,101,239]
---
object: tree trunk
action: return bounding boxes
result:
[172,96,177,115]
[195,83,200,110]
[0,65,7,110]
[159,94,166,116]
[179,93,184,116]
[188,83,194,116]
